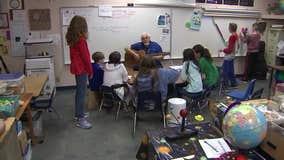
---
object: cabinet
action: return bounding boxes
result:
[24,38,56,100]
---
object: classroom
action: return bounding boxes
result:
[0,0,284,159]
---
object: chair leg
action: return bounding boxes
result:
[132,111,137,137]
[48,107,61,119]
[162,105,166,128]
[115,101,121,120]
[99,98,104,112]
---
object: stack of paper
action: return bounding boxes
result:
[199,138,231,159]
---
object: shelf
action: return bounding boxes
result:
[261,14,284,20]
[24,38,53,45]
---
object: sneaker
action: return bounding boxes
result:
[76,118,92,129]
[74,112,89,120]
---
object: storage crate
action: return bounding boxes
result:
[0,95,20,117]
[0,72,25,94]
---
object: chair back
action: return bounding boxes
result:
[250,88,264,99]
[137,90,161,112]
[244,79,256,99]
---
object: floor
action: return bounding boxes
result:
[31,78,269,160]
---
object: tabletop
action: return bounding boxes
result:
[24,74,48,97]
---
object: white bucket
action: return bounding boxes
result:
[167,98,186,126]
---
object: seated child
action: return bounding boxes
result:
[177,48,203,97]
[103,51,128,100]
[88,52,104,110]
[193,45,219,89]
[134,56,179,100]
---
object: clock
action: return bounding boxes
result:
[9,0,23,10]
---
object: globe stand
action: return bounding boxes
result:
[165,109,197,140]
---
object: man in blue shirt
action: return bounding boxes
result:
[125,32,164,68]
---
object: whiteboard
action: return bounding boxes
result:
[61,7,171,64]
[60,7,257,64]
[171,8,257,58]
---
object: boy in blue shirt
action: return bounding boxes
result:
[88,52,105,110]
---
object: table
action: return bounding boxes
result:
[0,117,22,160]
[24,74,48,97]
[267,64,284,98]
[17,93,35,145]
[136,122,266,160]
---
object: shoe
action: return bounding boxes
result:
[74,112,89,120]
[76,118,92,129]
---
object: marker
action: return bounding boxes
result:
[204,140,219,153]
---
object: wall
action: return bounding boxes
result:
[0,0,277,86]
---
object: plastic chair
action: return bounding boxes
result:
[132,91,166,136]
[250,88,264,100]
[99,84,126,120]
[227,79,256,101]
[30,87,60,118]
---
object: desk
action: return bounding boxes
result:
[17,93,35,145]
[267,64,284,98]
[24,74,48,97]
[136,122,265,160]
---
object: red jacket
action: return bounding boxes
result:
[223,33,238,54]
[69,37,92,76]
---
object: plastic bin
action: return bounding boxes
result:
[0,95,20,117]
[0,72,25,94]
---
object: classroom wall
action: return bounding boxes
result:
[0,0,276,86]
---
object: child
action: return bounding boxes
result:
[193,45,219,89]
[66,15,92,129]
[220,23,238,88]
[240,23,261,81]
[133,56,160,110]
[135,56,179,102]
[88,52,105,110]
[177,48,203,97]
[103,51,128,100]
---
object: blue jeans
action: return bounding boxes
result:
[222,59,237,87]
[75,74,88,118]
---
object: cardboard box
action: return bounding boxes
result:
[261,122,284,160]
[17,130,27,155]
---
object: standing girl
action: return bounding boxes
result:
[66,15,92,129]
[220,23,239,88]
[240,23,261,81]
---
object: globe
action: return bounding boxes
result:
[222,104,267,149]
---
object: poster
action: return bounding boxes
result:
[190,9,202,31]
[0,31,10,55]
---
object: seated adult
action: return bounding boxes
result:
[125,32,164,69]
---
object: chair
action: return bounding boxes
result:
[227,79,256,101]
[30,87,60,117]
[250,88,264,99]
[181,89,211,112]
[99,84,126,120]
[132,91,166,136]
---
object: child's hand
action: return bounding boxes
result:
[202,73,206,80]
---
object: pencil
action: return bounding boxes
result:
[204,140,219,153]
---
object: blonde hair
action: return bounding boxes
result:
[66,15,88,46]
